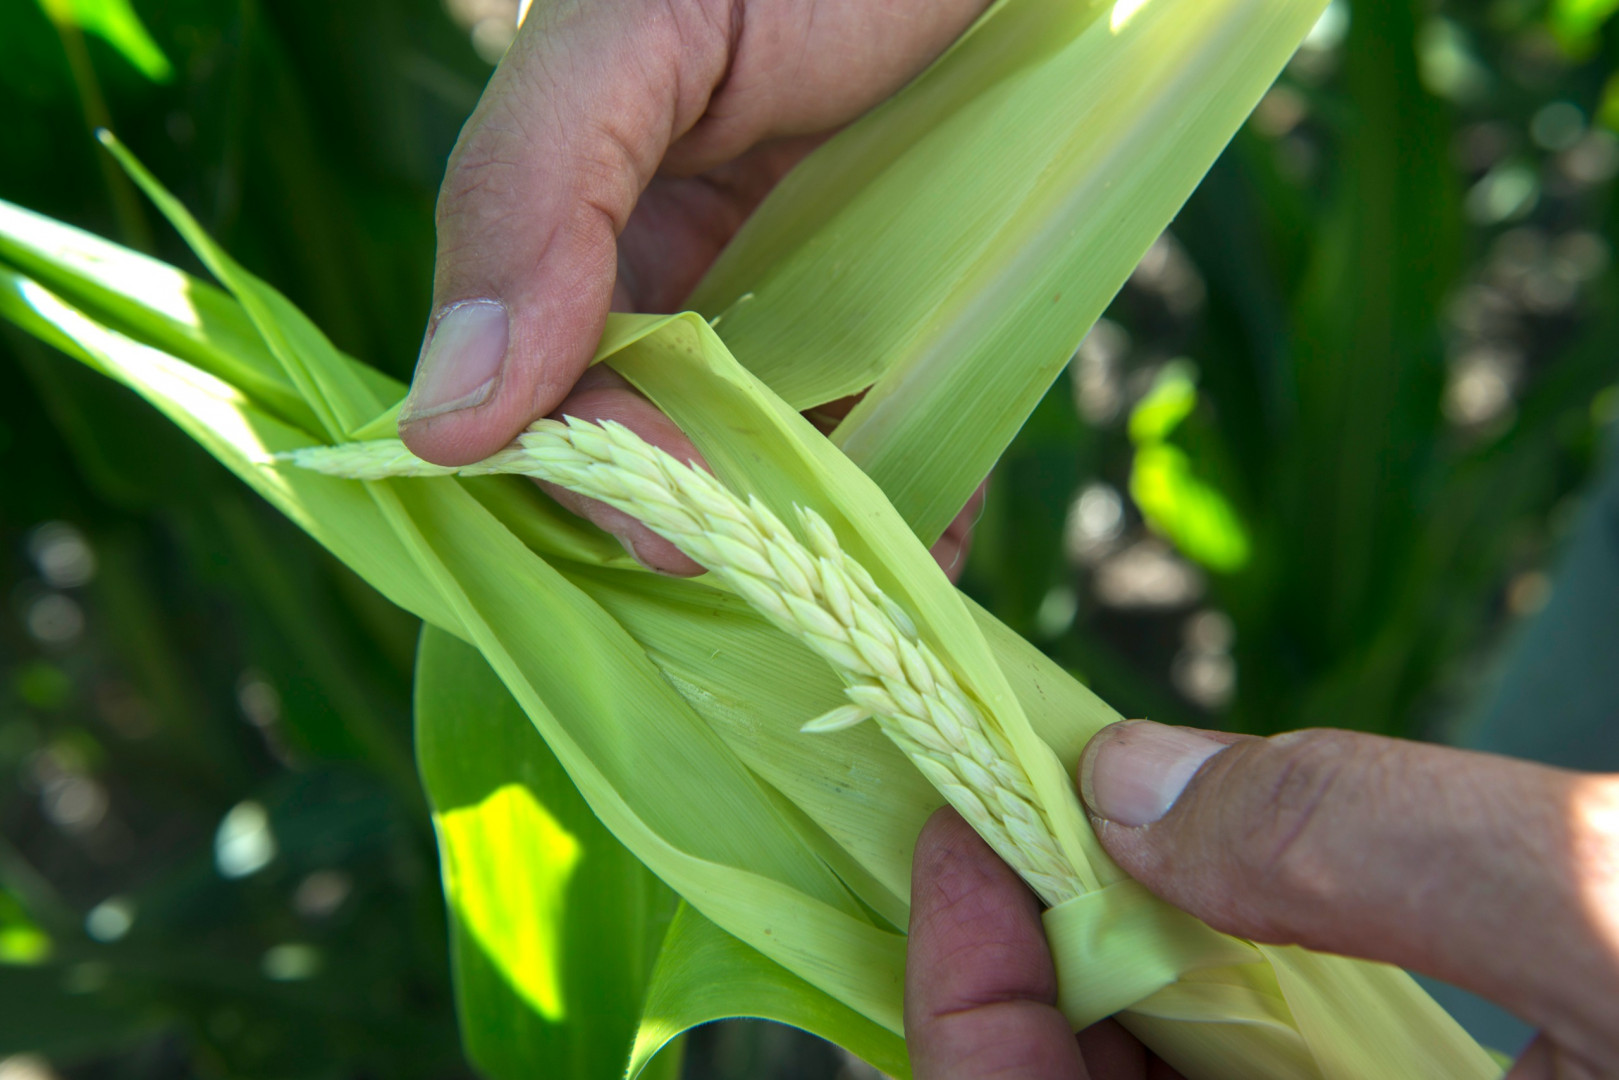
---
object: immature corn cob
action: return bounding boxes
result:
[286,418,1085,905]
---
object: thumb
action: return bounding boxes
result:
[399,0,735,464]
[1077,721,1619,1066]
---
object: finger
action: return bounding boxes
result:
[403,0,993,467]
[1072,1021,1186,1080]
[931,481,987,583]
[401,0,737,465]
[1074,1020,1142,1076]
[662,0,993,173]
[541,367,705,576]
[906,808,1088,1080]
[1077,721,1619,1060]
[1504,1035,1555,1080]
[615,135,827,313]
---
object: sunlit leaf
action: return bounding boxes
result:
[1128,361,1200,444]
[417,626,680,1080]
[694,0,1333,544]
[1127,365,1250,573]
[36,0,173,82]
[0,892,51,967]
[1549,0,1619,53]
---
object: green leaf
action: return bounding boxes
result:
[0,194,328,436]
[1548,0,1619,53]
[693,0,1331,544]
[98,132,385,440]
[37,0,173,82]
[0,893,51,966]
[1128,362,1200,444]
[629,904,908,1080]
[1271,0,1458,702]
[1129,444,1251,573]
[1127,365,1251,573]
[416,625,679,1080]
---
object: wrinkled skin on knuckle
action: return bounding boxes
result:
[669,0,993,169]
[611,0,737,152]
[668,0,741,75]
[431,100,560,298]
[435,0,734,255]
[1219,730,1367,942]
[438,109,527,225]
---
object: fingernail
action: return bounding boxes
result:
[400,299,508,422]
[1079,721,1227,827]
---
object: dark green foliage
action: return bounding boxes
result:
[1,1,480,1075]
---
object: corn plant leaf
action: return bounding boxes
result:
[99,132,383,440]
[415,624,682,1080]
[690,0,1331,545]
[628,903,909,1080]
[1549,0,1619,50]
[0,196,915,1040]
[1129,444,1252,573]
[1261,946,1502,1080]
[36,0,173,82]
[1276,0,1458,689]
[0,197,321,433]
[1127,365,1251,573]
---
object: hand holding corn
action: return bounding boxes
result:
[397,0,992,574]
[906,721,1619,1079]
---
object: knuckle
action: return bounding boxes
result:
[437,113,534,230]
[667,0,736,54]
[572,118,648,232]
[1229,730,1362,920]
[439,156,519,230]
[434,0,742,242]
[654,0,740,77]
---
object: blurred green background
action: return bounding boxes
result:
[1,0,1616,1076]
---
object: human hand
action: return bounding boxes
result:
[400,0,992,577]
[906,721,1619,1078]
[906,807,1185,1079]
